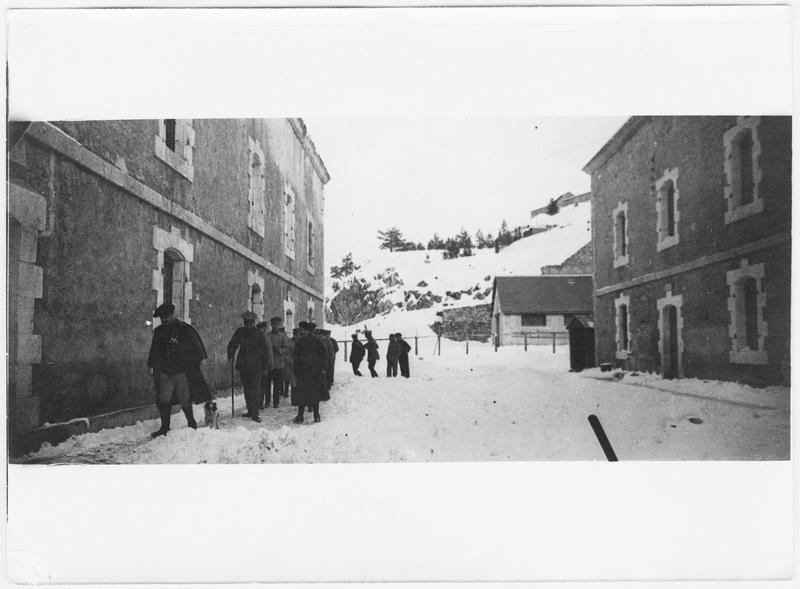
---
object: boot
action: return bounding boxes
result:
[182,405,197,429]
[313,403,321,423]
[151,403,171,438]
[292,406,305,424]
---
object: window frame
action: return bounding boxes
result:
[723,116,764,224]
[612,201,629,268]
[655,167,680,252]
[154,119,195,181]
[727,259,768,364]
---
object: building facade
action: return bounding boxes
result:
[585,116,790,385]
[491,276,593,346]
[7,118,329,438]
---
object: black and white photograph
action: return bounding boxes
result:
[4,4,796,586]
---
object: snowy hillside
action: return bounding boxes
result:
[326,199,591,335]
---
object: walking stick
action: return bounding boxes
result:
[230,361,235,417]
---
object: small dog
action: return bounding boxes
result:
[204,401,220,429]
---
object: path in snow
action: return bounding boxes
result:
[20,345,789,464]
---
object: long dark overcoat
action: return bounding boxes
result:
[349,339,365,363]
[148,320,211,405]
[291,334,330,406]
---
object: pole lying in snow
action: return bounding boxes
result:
[588,415,618,461]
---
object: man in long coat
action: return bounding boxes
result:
[386,333,400,377]
[316,328,338,390]
[349,334,365,376]
[228,311,271,422]
[292,321,329,423]
[396,332,412,378]
[147,303,210,437]
[265,317,290,408]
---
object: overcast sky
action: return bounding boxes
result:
[306,117,628,264]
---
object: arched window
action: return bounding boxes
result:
[250,283,264,321]
[723,117,762,224]
[162,249,185,319]
[727,259,767,364]
[248,139,266,236]
[612,202,629,268]
[616,211,627,257]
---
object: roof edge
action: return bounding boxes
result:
[288,118,331,185]
[582,117,649,175]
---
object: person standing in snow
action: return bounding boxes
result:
[317,329,339,389]
[147,302,210,437]
[386,333,400,377]
[265,317,289,408]
[349,333,365,376]
[396,333,412,378]
[228,311,271,423]
[281,327,295,399]
[364,331,380,378]
[292,321,329,423]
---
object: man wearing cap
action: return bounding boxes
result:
[265,317,290,408]
[315,328,338,391]
[291,321,329,423]
[364,331,380,378]
[349,333,365,376]
[228,311,272,422]
[147,303,210,437]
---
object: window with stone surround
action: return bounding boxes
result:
[155,119,195,181]
[152,226,194,325]
[284,182,296,259]
[612,202,629,268]
[248,138,266,237]
[656,168,680,251]
[284,288,296,331]
[307,218,315,272]
[727,259,768,364]
[724,116,763,224]
[307,300,315,322]
[615,294,631,359]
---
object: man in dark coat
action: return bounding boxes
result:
[349,334,365,376]
[396,332,412,378]
[265,317,290,408]
[364,331,380,378]
[316,328,338,390]
[386,333,400,377]
[147,303,210,437]
[291,321,329,423]
[228,311,271,422]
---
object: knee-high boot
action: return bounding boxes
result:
[182,404,197,429]
[151,403,171,438]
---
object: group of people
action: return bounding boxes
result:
[146,302,339,438]
[226,311,339,425]
[348,331,412,378]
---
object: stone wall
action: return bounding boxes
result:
[440,304,492,341]
[541,242,593,275]
[8,119,329,431]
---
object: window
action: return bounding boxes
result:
[161,249,185,321]
[284,288,296,331]
[284,182,296,258]
[612,202,629,268]
[307,300,315,322]
[247,138,266,237]
[152,226,194,325]
[521,313,546,327]
[656,168,680,251]
[155,119,195,181]
[724,117,763,224]
[285,309,294,331]
[250,284,264,321]
[615,294,631,359]
[727,259,768,364]
[657,288,684,379]
[307,218,315,271]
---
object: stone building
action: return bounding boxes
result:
[491,276,593,346]
[540,242,593,276]
[584,116,791,385]
[7,119,329,443]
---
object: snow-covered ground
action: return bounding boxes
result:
[20,344,789,464]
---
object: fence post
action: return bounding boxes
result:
[466,334,469,355]
[437,334,441,356]
[494,334,498,352]
[552,331,556,353]
[344,339,348,359]
[524,332,528,351]
[415,336,418,356]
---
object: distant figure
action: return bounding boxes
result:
[364,331,380,378]
[396,332,412,378]
[265,317,289,408]
[292,321,329,423]
[228,311,271,422]
[349,334,365,376]
[282,327,297,399]
[386,333,400,377]
[147,303,210,437]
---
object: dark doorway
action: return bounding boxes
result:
[662,305,679,379]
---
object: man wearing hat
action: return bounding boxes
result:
[228,311,272,422]
[396,333,412,378]
[291,321,329,423]
[315,328,338,391]
[265,316,290,409]
[147,303,210,437]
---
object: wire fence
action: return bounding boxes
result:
[335,330,570,357]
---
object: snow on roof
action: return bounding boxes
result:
[493,275,593,314]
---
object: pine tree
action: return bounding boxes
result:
[377,227,406,252]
